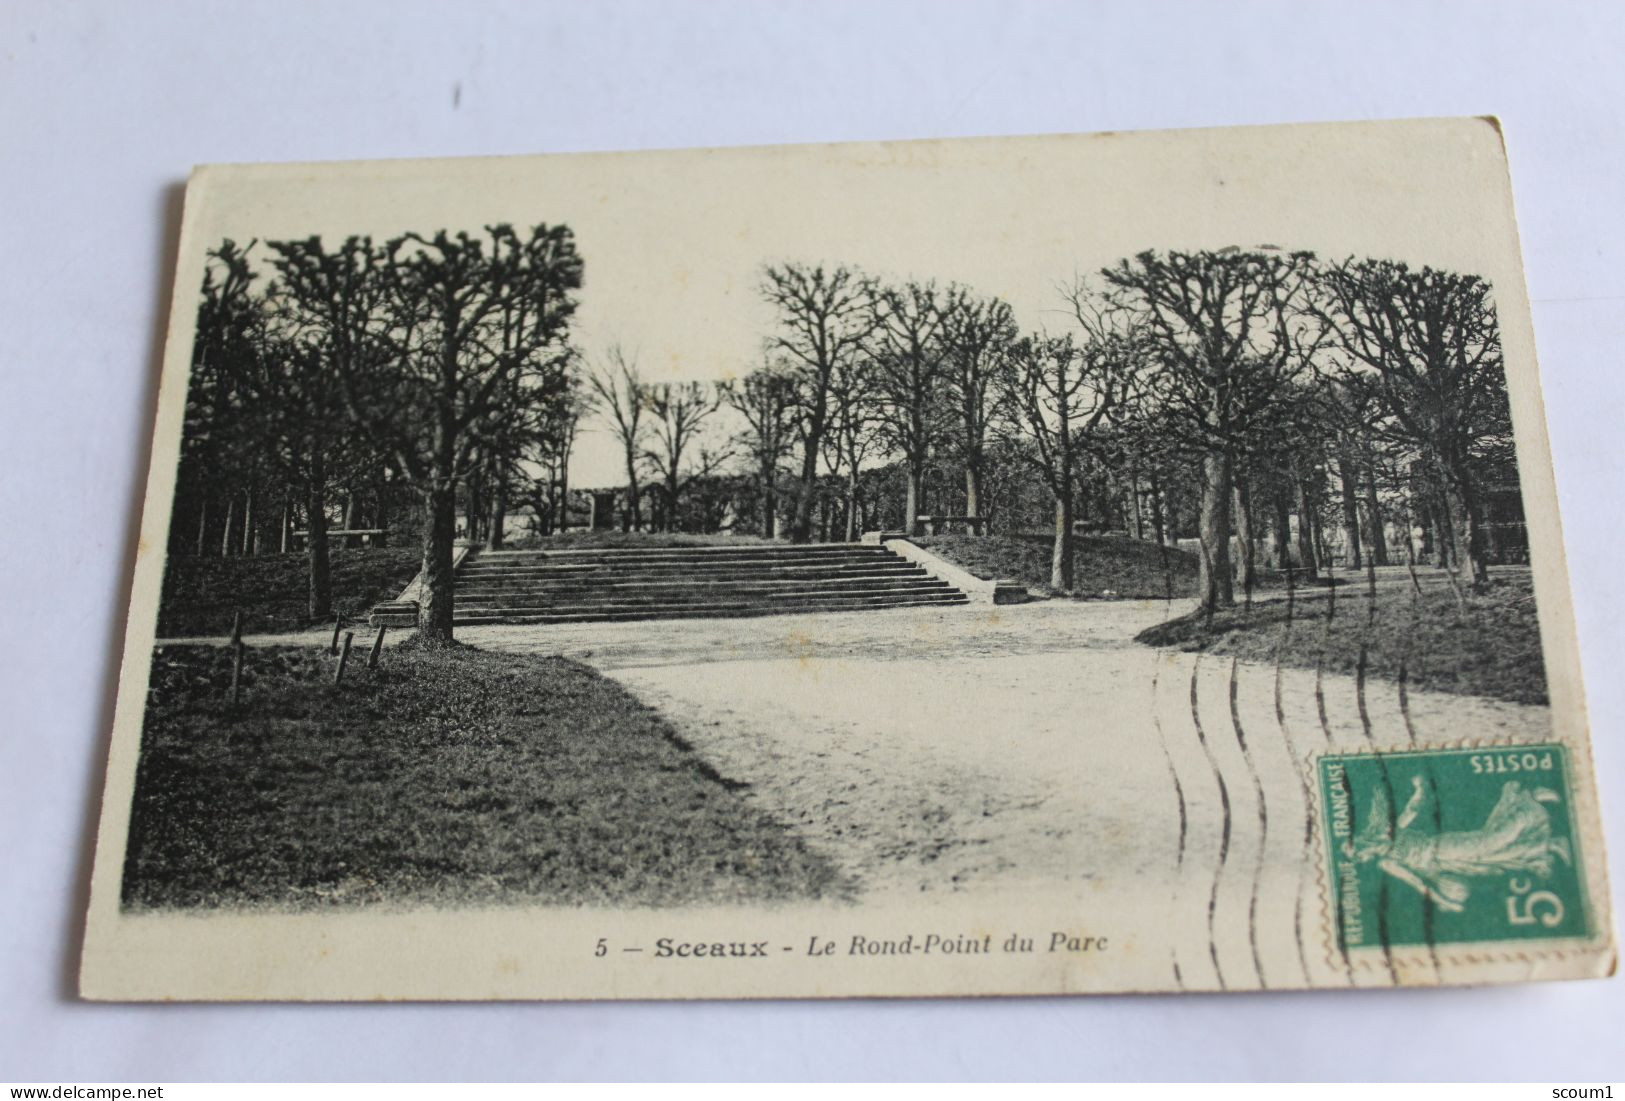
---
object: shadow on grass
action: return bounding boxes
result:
[1136,574,1548,705]
[122,643,851,910]
[157,546,423,637]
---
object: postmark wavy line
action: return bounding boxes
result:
[1392,565,1446,982]
[1227,655,1271,988]
[1151,538,1190,989]
[1189,653,1233,991]
[1150,651,1190,990]
[1351,641,1402,985]
[1272,568,1319,987]
[1310,567,1388,983]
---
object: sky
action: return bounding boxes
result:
[180,119,1526,488]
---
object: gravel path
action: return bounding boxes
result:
[462,599,1555,923]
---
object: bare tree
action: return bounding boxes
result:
[871,280,956,535]
[587,345,650,532]
[823,342,881,542]
[489,347,583,543]
[941,289,1017,532]
[1315,259,1510,589]
[548,366,588,535]
[1103,248,1317,612]
[263,235,396,621]
[998,328,1130,591]
[721,355,799,537]
[642,381,727,532]
[285,224,581,643]
[760,262,877,542]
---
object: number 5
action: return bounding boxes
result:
[595,937,608,957]
[1506,885,1564,927]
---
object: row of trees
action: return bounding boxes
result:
[177,230,1516,642]
[176,225,584,642]
[696,250,1513,609]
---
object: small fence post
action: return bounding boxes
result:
[330,610,343,656]
[367,625,386,669]
[334,632,354,684]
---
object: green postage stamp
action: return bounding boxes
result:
[1319,744,1590,953]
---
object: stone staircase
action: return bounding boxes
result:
[450,543,971,625]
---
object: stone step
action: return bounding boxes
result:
[459,554,895,574]
[481,545,884,561]
[455,584,965,610]
[455,584,957,613]
[453,593,970,625]
[455,565,929,581]
[455,580,961,608]
[455,569,936,594]
[445,542,970,625]
[471,545,890,565]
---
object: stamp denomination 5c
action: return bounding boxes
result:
[1319,745,1590,953]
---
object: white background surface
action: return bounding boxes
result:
[3,0,1622,1082]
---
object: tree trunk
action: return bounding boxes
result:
[1438,460,1488,589]
[341,494,359,548]
[1272,488,1293,570]
[1233,477,1257,595]
[1462,479,1489,586]
[556,454,570,536]
[1293,471,1320,581]
[306,463,333,621]
[1482,500,1501,562]
[1363,463,1389,566]
[1198,450,1235,610]
[844,468,859,543]
[905,459,924,537]
[964,461,982,534]
[1051,491,1075,591]
[761,463,778,539]
[375,481,390,548]
[789,437,820,544]
[1429,492,1454,570]
[1338,453,1363,571]
[242,492,255,556]
[623,444,642,533]
[195,498,208,557]
[1128,475,1144,540]
[220,495,235,558]
[1149,470,1165,546]
[490,468,508,550]
[417,478,458,643]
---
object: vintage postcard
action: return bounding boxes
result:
[81,118,1616,1000]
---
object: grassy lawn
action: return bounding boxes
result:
[914,533,1200,599]
[1135,571,1548,705]
[121,643,847,910]
[157,546,422,637]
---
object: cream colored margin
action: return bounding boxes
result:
[78,118,1615,1001]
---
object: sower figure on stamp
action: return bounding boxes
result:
[1353,776,1574,913]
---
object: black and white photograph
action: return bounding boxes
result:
[11,0,1625,1087]
[77,121,1612,1003]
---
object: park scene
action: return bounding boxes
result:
[121,221,1548,938]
